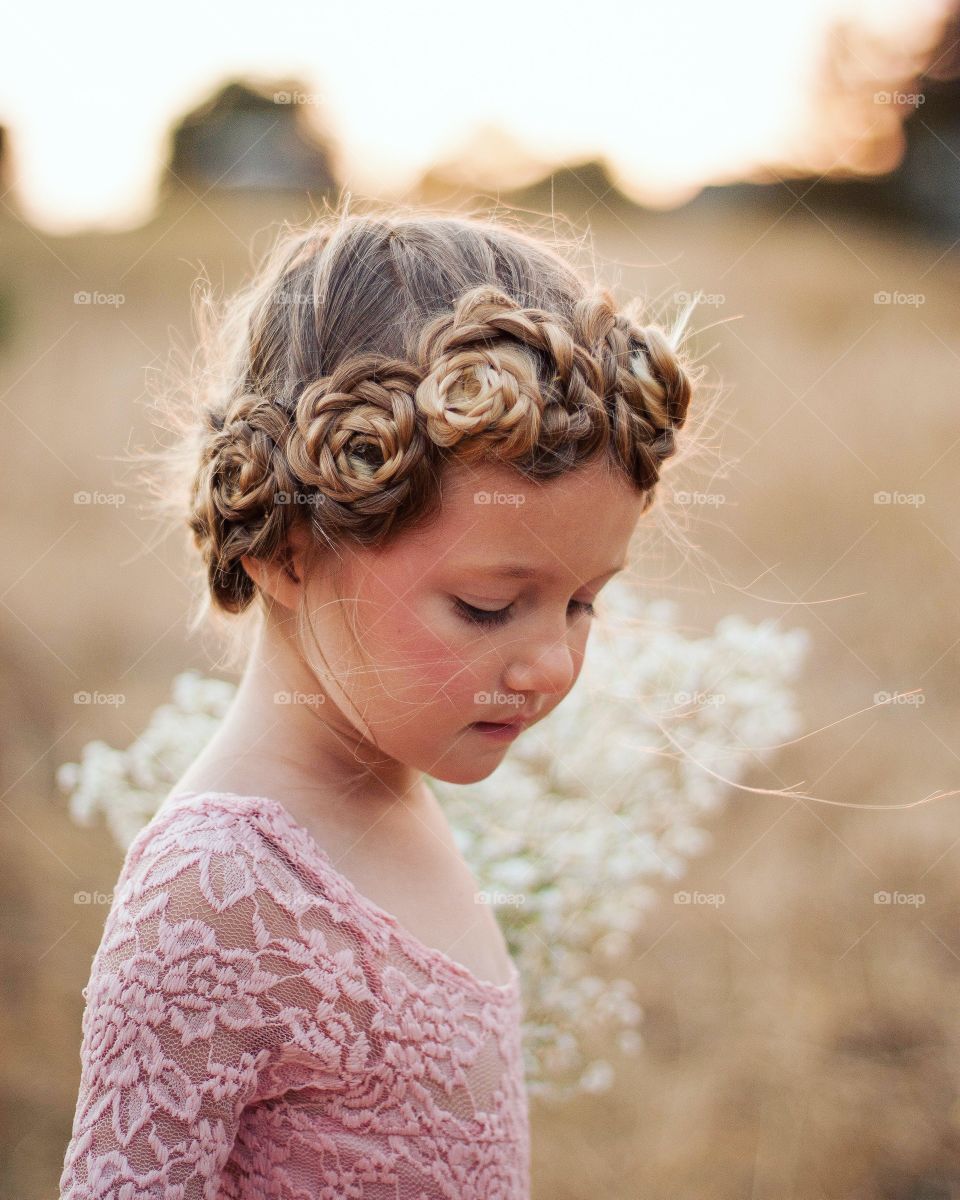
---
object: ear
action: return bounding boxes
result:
[241,523,312,613]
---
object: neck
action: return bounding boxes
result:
[193,606,428,813]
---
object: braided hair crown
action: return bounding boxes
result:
[186,209,701,616]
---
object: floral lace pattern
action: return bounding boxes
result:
[58,790,530,1199]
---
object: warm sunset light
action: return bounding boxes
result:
[0,0,950,233]
[7,2,960,1196]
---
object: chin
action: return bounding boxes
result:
[424,754,509,787]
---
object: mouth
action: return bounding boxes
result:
[469,719,528,740]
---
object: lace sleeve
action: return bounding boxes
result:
[58,809,382,1199]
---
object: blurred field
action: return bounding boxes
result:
[2,184,959,1199]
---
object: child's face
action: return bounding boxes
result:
[298,457,647,786]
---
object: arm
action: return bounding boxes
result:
[58,816,379,1199]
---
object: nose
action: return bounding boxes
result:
[503,636,577,699]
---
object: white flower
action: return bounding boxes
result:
[57,580,809,1102]
[578,1059,615,1094]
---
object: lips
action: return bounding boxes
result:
[475,713,538,729]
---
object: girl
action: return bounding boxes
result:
[58,204,699,1199]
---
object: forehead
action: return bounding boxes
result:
[399,458,646,580]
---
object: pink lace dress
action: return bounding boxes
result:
[58,790,530,1199]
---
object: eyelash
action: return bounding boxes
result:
[453,597,596,628]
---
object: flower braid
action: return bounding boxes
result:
[188,277,697,616]
[188,392,302,614]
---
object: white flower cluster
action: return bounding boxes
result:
[432,579,810,1099]
[56,577,810,1103]
[56,673,237,851]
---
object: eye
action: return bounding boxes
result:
[452,598,596,627]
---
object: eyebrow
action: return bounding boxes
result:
[459,561,627,580]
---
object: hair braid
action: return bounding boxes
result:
[188,392,300,613]
[573,290,695,493]
[414,285,610,471]
[173,209,703,621]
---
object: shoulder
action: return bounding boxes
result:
[122,792,291,898]
[82,794,388,1066]
[94,793,387,999]
[59,798,389,1197]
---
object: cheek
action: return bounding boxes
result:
[358,603,492,708]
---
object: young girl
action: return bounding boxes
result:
[58,205,698,1199]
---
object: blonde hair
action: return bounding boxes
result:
[140,198,705,669]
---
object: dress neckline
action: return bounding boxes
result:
[163,788,521,1002]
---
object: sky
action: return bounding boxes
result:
[0,0,951,234]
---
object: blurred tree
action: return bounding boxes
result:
[872,5,960,236]
[159,78,339,198]
[809,3,960,237]
[681,2,960,242]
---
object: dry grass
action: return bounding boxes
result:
[2,187,958,1199]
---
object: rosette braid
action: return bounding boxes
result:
[574,289,694,491]
[413,285,610,470]
[176,214,705,624]
[286,354,437,536]
[188,393,300,613]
